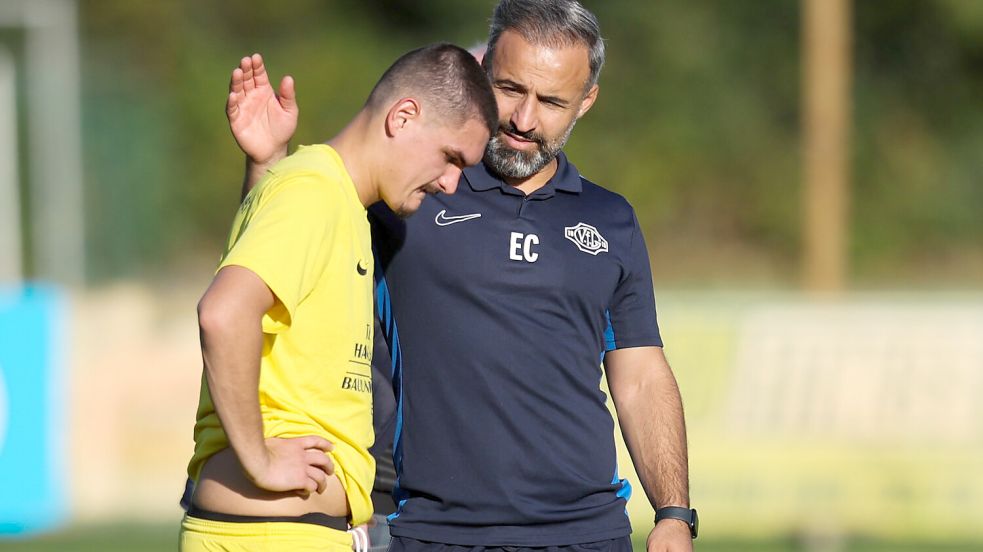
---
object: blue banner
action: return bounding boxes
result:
[0,286,67,535]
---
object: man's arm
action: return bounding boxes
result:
[226,53,297,199]
[604,345,693,552]
[198,265,333,494]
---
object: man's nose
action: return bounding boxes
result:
[436,165,462,194]
[510,97,537,134]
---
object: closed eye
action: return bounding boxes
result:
[444,149,466,169]
[539,96,569,108]
[495,80,525,95]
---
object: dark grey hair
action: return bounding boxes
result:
[484,0,605,92]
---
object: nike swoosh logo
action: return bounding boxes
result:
[435,209,482,226]
[356,261,368,276]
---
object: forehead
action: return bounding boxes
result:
[436,117,489,166]
[491,29,591,97]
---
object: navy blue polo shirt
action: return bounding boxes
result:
[370,152,662,546]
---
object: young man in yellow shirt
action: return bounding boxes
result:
[181,44,496,552]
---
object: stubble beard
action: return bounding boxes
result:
[394,184,439,218]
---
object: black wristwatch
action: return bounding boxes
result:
[655,506,698,539]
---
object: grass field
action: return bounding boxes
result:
[1,525,982,552]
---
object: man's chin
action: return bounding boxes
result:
[393,205,415,219]
[484,146,551,180]
[394,197,424,218]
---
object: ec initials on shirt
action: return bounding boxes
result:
[509,232,539,263]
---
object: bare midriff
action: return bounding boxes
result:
[192,447,349,518]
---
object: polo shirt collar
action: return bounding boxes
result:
[463,151,583,197]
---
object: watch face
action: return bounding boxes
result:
[690,508,699,539]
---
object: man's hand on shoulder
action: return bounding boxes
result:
[243,435,335,495]
[646,519,694,552]
[227,53,296,166]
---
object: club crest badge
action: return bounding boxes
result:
[564,222,608,255]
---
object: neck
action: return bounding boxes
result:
[503,157,558,195]
[327,111,379,208]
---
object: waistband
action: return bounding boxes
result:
[186,504,348,531]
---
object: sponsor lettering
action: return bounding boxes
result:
[353,342,372,362]
[341,375,372,393]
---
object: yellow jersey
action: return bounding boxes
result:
[188,144,375,525]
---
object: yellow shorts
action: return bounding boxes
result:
[180,513,353,552]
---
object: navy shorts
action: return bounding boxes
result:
[388,535,633,552]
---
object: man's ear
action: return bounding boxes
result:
[576,84,599,119]
[385,97,422,137]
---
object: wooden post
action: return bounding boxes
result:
[803,0,852,292]
[0,49,22,283]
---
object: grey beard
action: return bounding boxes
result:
[483,121,577,180]
[484,135,555,179]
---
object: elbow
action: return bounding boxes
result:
[197,294,237,341]
[610,379,646,409]
[610,369,671,409]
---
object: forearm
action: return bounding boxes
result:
[611,355,689,509]
[240,147,287,200]
[200,312,268,477]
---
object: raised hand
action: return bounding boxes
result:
[227,53,297,165]
[245,435,335,495]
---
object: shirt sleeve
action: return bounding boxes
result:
[219,176,343,333]
[605,209,663,351]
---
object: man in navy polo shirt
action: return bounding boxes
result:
[225,1,693,550]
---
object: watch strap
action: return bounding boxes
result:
[655,506,698,539]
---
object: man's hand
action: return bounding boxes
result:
[646,520,694,552]
[244,435,335,495]
[227,53,296,165]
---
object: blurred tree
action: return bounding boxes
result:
[851,0,983,286]
[75,0,983,287]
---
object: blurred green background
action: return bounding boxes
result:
[2,0,982,551]
[73,0,982,288]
